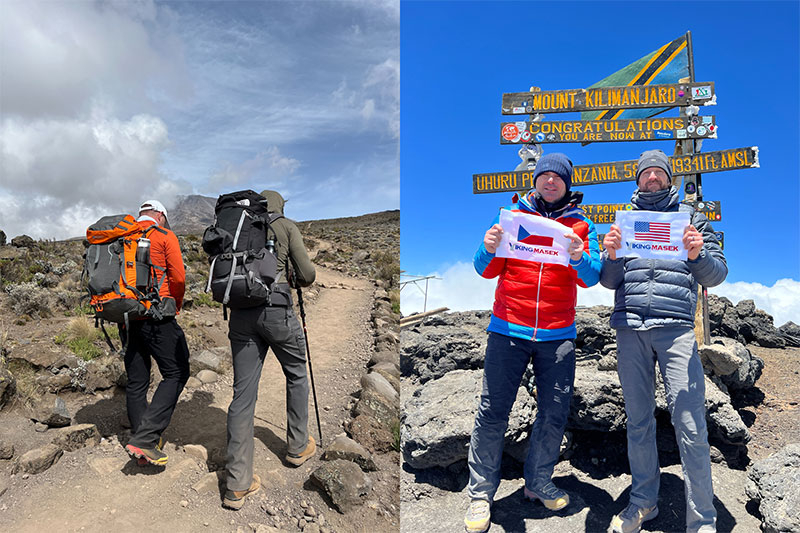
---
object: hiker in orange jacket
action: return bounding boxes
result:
[123,200,190,467]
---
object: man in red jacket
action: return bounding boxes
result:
[465,153,601,533]
[124,199,190,466]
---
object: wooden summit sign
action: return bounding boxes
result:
[502,82,715,115]
[473,147,759,193]
[500,116,717,144]
[582,201,722,225]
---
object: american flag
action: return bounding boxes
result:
[634,221,671,243]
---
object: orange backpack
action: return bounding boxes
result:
[84,214,167,350]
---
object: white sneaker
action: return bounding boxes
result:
[464,499,491,532]
[610,502,659,533]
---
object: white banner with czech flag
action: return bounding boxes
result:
[496,209,571,266]
[615,209,690,260]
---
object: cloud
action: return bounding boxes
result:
[710,279,800,327]
[401,261,800,328]
[283,152,399,221]
[363,58,400,139]
[0,110,190,240]
[203,146,301,195]
[0,1,188,119]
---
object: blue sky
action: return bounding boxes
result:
[400,1,800,326]
[1,0,398,239]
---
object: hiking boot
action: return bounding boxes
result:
[464,499,491,533]
[126,442,168,466]
[610,502,659,533]
[136,437,164,466]
[285,436,316,466]
[222,474,261,510]
[524,482,570,511]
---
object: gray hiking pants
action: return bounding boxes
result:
[616,326,716,533]
[226,305,309,491]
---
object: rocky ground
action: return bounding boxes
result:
[0,209,400,533]
[400,299,800,533]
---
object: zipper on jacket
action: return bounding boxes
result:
[532,263,544,340]
[646,258,654,319]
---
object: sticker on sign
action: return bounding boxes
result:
[692,86,712,99]
[502,124,520,141]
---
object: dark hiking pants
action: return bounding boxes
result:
[468,332,576,502]
[125,318,190,448]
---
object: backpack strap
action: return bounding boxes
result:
[145,225,168,236]
[232,210,248,250]
[267,213,285,283]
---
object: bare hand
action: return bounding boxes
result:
[564,232,584,261]
[484,224,503,254]
[683,224,703,261]
[603,225,622,260]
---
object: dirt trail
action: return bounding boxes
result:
[0,266,387,533]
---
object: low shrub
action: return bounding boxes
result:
[4,282,53,318]
[194,291,221,308]
[389,289,400,315]
[374,250,400,288]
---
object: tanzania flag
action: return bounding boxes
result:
[582,34,690,121]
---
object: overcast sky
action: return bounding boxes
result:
[0,0,399,240]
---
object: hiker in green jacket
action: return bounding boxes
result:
[222,190,317,510]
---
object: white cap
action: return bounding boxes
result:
[139,199,170,228]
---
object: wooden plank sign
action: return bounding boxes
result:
[582,203,631,225]
[500,116,717,144]
[502,82,715,115]
[695,200,723,222]
[581,201,722,225]
[473,147,759,193]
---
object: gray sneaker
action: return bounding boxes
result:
[610,502,658,533]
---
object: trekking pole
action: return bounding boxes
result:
[293,274,323,443]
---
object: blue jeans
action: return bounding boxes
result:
[616,326,716,533]
[467,332,575,502]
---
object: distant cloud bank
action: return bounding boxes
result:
[401,261,800,328]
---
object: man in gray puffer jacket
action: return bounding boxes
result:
[601,149,727,533]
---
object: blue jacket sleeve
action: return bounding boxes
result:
[474,212,502,278]
[569,219,601,287]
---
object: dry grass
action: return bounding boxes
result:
[54,317,105,361]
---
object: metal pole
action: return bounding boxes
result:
[423,278,429,313]
[686,30,711,345]
[295,284,323,443]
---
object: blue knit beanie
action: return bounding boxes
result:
[533,152,573,192]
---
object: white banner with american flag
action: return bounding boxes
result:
[615,209,690,260]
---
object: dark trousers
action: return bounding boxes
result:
[124,318,190,448]
[468,332,576,502]
[226,305,309,491]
